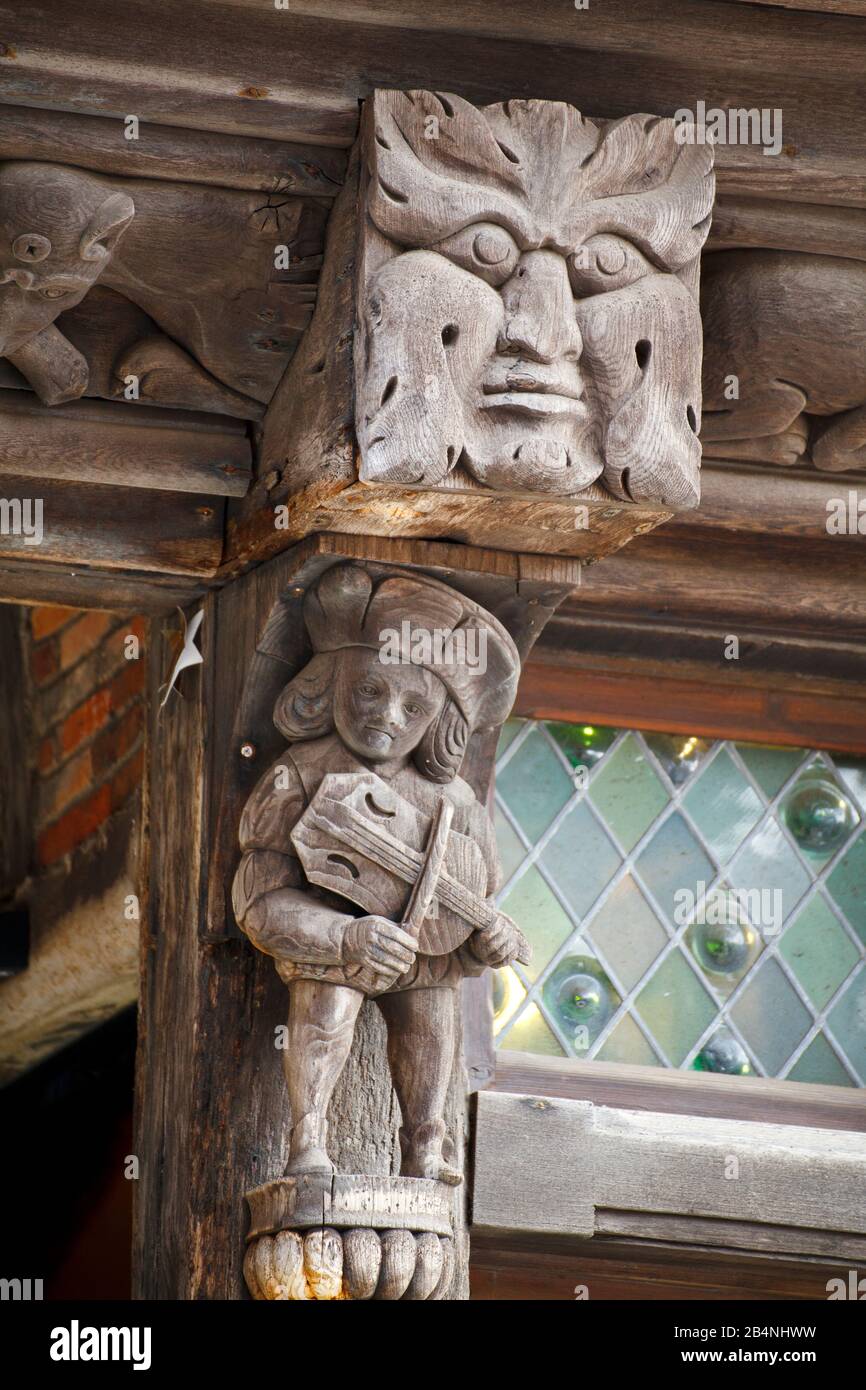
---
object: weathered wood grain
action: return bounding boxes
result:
[0,104,346,195]
[473,1089,866,1254]
[0,475,224,574]
[0,561,206,614]
[0,394,251,495]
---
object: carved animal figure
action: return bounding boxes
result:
[0,163,134,404]
[355,90,714,504]
[701,249,866,472]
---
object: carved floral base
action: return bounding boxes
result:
[244,1172,456,1301]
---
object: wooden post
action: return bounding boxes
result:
[133,534,577,1300]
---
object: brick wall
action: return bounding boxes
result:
[29,607,146,869]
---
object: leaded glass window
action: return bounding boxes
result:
[493,720,866,1086]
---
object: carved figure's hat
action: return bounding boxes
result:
[301,562,519,730]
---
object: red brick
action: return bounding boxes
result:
[37,734,57,773]
[31,605,78,641]
[31,638,59,686]
[37,784,112,866]
[58,611,114,672]
[39,748,95,825]
[111,746,145,813]
[109,658,146,706]
[92,703,143,777]
[59,687,113,757]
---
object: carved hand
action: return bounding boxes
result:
[470,912,522,968]
[342,915,417,982]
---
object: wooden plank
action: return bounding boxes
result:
[708,196,866,261]
[0,561,206,614]
[687,461,866,538]
[517,655,866,755]
[470,1231,862,1299]
[0,103,346,194]
[0,476,224,575]
[5,1,866,204]
[473,1090,866,1253]
[492,1051,866,1133]
[0,396,252,497]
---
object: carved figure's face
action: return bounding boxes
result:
[356,93,714,505]
[334,648,446,764]
[0,164,134,356]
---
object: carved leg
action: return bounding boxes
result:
[811,404,866,472]
[700,380,809,464]
[378,986,461,1186]
[7,324,89,406]
[283,979,364,1175]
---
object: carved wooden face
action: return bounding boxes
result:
[356,92,714,505]
[333,648,446,764]
[0,164,134,356]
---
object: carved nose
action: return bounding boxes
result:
[497,250,582,364]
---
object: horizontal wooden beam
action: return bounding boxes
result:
[0,395,252,497]
[517,653,866,755]
[0,104,346,195]
[4,1,866,204]
[491,1049,866,1133]
[473,1088,866,1259]
[0,475,224,575]
[0,561,208,614]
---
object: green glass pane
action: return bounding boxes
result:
[827,965,866,1084]
[539,801,621,919]
[693,1028,754,1076]
[787,1033,854,1088]
[589,733,669,852]
[635,949,717,1066]
[684,748,763,865]
[729,957,812,1076]
[587,875,667,992]
[500,867,574,981]
[635,813,715,924]
[685,888,763,997]
[833,753,866,812]
[547,721,618,771]
[826,831,866,947]
[597,1013,660,1067]
[496,717,525,760]
[644,733,711,786]
[781,767,860,867]
[494,804,526,884]
[541,953,621,1053]
[492,967,527,1036]
[779,895,861,1010]
[736,743,804,800]
[727,816,810,930]
[498,1003,566,1057]
[496,727,573,841]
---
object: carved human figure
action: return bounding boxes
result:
[355,90,714,504]
[232,563,525,1185]
[0,162,134,404]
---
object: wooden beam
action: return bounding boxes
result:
[0,562,207,615]
[517,654,866,755]
[5,1,866,204]
[473,1089,866,1258]
[491,1050,866,1133]
[0,104,346,195]
[0,476,224,575]
[0,396,252,497]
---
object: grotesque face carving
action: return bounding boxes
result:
[0,163,134,357]
[355,92,714,505]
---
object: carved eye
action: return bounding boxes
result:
[357,683,378,697]
[38,285,70,300]
[568,235,654,297]
[429,221,520,287]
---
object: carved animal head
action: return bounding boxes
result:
[356,91,714,505]
[0,162,135,356]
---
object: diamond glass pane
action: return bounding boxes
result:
[495,722,866,1086]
